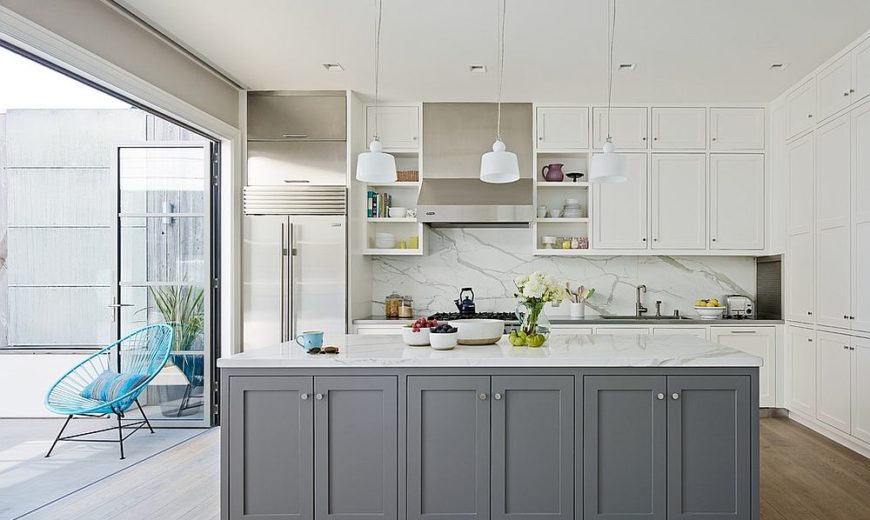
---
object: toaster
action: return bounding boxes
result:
[725,295,754,319]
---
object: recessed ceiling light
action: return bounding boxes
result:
[769,63,787,70]
[618,63,635,71]
[469,65,487,73]
[322,63,344,72]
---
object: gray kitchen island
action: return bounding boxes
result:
[218,334,761,520]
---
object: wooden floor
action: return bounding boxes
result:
[19,418,870,519]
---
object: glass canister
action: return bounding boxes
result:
[384,291,403,319]
[399,297,414,319]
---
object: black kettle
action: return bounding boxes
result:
[454,288,476,315]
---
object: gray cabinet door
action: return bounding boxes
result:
[491,376,574,520]
[314,376,398,520]
[228,376,314,520]
[407,376,491,520]
[584,375,667,520]
[667,376,751,520]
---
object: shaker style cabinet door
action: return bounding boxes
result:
[228,376,314,520]
[491,376,574,520]
[407,376,491,520]
[650,154,706,249]
[852,36,870,103]
[667,376,751,520]
[247,93,346,140]
[787,134,815,236]
[709,108,765,151]
[852,336,870,444]
[314,377,398,520]
[709,327,775,407]
[650,108,706,149]
[786,326,817,418]
[852,101,870,333]
[583,376,667,520]
[787,78,817,139]
[366,106,420,150]
[785,232,815,324]
[815,115,852,330]
[816,331,853,434]
[817,54,853,122]
[592,107,648,150]
[536,107,589,150]
[709,154,765,250]
[593,154,648,249]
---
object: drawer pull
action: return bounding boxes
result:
[731,330,757,334]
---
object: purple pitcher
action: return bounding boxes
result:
[541,163,565,182]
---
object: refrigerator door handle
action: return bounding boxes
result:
[289,221,297,339]
[279,221,287,342]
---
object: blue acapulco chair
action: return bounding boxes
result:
[44,324,173,459]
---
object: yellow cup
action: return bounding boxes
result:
[398,240,407,249]
[409,235,419,249]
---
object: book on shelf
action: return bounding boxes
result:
[367,190,391,218]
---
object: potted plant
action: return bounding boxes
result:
[510,272,567,347]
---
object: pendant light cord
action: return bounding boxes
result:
[373,0,383,141]
[606,0,617,141]
[496,0,506,141]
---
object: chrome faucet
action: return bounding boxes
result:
[636,285,648,317]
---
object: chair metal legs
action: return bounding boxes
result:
[117,413,125,459]
[45,415,73,458]
[135,399,155,433]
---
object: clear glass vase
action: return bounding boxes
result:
[515,300,551,347]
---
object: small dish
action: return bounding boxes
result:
[429,332,458,350]
[389,207,407,218]
[401,326,430,346]
[694,306,726,319]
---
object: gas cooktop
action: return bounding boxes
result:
[428,311,519,323]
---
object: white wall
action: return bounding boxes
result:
[0,352,89,417]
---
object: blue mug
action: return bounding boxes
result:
[295,330,324,350]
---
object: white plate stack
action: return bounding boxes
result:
[563,199,583,218]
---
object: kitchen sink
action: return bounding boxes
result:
[599,315,692,320]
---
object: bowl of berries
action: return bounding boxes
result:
[428,323,459,350]
[402,318,438,346]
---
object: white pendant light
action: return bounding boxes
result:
[590,0,627,184]
[356,0,397,184]
[480,0,519,184]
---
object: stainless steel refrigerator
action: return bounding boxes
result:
[242,186,347,350]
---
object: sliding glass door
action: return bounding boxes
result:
[116,143,212,427]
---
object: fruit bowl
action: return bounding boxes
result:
[429,331,458,350]
[401,326,430,346]
[449,319,504,345]
[694,306,726,319]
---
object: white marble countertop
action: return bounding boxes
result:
[218,334,763,369]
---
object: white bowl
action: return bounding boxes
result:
[375,240,396,249]
[374,232,394,239]
[694,306,726,319]
[401,326,430,346]
[429,331,458,350]
[449,319,504,345]
[389,207,407,218]
[565,198,581,206]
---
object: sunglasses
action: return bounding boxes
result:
[307,345,339,355]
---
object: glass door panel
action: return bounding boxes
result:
[117,144,210,426]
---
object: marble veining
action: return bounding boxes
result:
[373,228,756,318]
[218,334,763,368]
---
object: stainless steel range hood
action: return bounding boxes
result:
[417,178,533,227]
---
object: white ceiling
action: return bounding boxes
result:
[117,0,870,103]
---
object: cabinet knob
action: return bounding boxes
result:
[808,311,813,316]
[653,137,658,141]
[642,136,647,141]
[672,393,680,400]
[808,114,813,119]
[642,237,647,242]
[712,137,718,141]
[653,238,658,242]
[844,92,851,97]
[479,393,488,400]
[538,136,543,140]
[844,345,850,351]
[712,238,717,242]
[494,393,503,400]
[850,316,856,320]
[300,393,309,400]
[413,136,418,140]
[844,315,850,319]
[656,393,665,400]
[808,339,813,342]
[850,88,856,93]
[315,393,324,400]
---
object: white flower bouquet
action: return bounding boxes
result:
[510,272,567,347]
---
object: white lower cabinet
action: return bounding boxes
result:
[594,327,650,335]
[786,326,817,417]
[816,330,852,434]
[852,336,870,443]
[710,327,776,407]
[549,327,594,335]
[652,327,708,339]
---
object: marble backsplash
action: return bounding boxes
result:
[372,228,756,318]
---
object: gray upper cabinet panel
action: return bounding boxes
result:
[247,93,346,141]
[228,376,313,520]
[407,376,491,520]
[491,376,574,520]
[667,375,751,520]
[584,375,667,520]
[314,376,398,520]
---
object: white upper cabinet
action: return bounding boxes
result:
[853,36,870,103]
[787,134,814,236]
[786,232,815,324]
[593,154,648,249]
[818,54,853,122]
[710,327,776,407]
[816,330,853,434]
[536,107,589,150]
[650,154,706,249]
[709,154,765,249]
[709,108,765,151]
[650,108,706,149]
[592,107,648,150]
[852,101,870,333]
[787,78,817,139]
[787,326,817,417]
[815,115,852,330]
[366,106,420,150]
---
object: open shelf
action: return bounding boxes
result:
[363,248,423,256]
[367,217,417,223]
[367,181,421,189]
[533,248,593,256]
[536,217,589,223]
[537,181,589,188]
